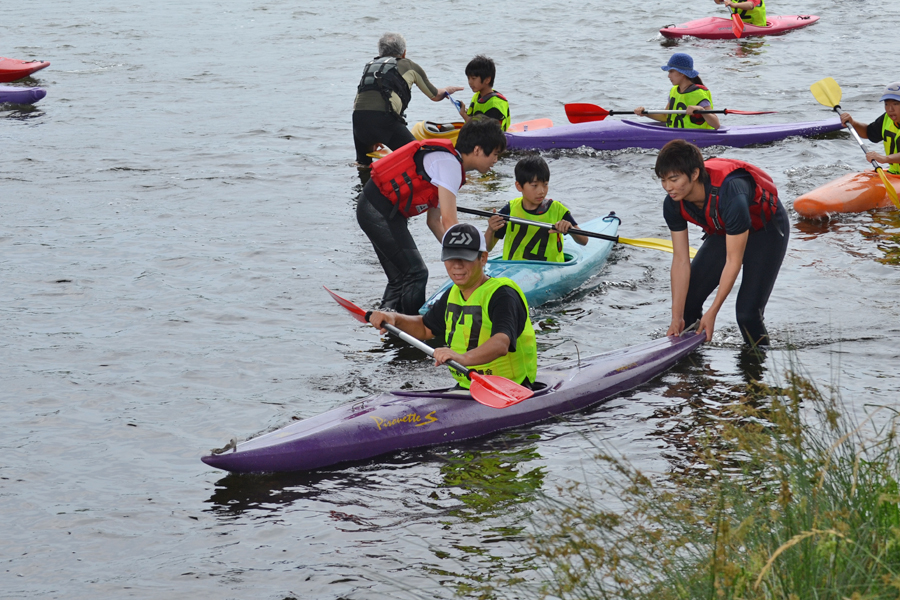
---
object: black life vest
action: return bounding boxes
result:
[680,158,779,234]
[357,57,412,122]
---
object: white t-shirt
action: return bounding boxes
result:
[422,152,463,199]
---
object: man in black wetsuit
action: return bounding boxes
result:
[352,32,462,166]
[655,139,789,346]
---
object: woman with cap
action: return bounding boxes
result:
[367,223,538,390]
[634,53,720,130]
[839,82,900,176]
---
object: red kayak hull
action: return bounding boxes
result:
[660,15,819,39]
[0,57,50,82]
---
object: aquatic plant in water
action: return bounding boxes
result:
[479,361,900,599]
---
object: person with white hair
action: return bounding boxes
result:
[352,32,462,166]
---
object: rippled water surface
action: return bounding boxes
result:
[3,1,900,598]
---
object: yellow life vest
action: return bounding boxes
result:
[501,197,571,262]
[666,84,714,130]
[466,90,511,131]
[730,0,767,27]
[444,277,537,389]
[881,114,900,175]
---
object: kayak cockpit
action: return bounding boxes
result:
[389,377,560,401]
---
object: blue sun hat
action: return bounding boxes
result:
[879,82,900,102]
[661,53,699,78]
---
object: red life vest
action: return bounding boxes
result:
[679,158,779,235]
[370,139,465,218]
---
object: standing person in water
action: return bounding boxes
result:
[635,53,720,130]
[839,82,900,176]
[352,32,462,166]
[714,0,767,27]
[356,117,507,315]
[655,139,788,347]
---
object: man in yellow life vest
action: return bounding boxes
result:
[714,0,767,27]
[456,55,511,132]
[368,223,538,389]
[839,82,900,176]
[484,155,588,262]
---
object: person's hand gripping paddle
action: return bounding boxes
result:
[810,77,899,209]
[324,287,534,409]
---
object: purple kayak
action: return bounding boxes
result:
[0,85,46,104]
[201,332,705,474]
[505,118,843,151]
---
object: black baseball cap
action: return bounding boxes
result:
[441,223,487,261]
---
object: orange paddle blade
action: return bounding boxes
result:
[469,373,533,408]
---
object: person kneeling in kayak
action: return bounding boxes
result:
[357,117,507,316]
[634,53,720,131]
[484,155,588,261]
[839,82,900,176]
[368,223,538,389]
[714,0,767,27]
[656,139,788,346]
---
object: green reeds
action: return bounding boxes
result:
[480,363,900,599]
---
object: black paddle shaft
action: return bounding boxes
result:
[457,206,620,244]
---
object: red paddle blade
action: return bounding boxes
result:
[564,103,610,124]
[324,286,369,324]
[731,13,745,37]
[469,373,533,409]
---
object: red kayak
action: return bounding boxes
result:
[660,15,819,39]
[0,57,50,82]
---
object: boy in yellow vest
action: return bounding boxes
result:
[483,155,588,262]
[839,82,900,176]
[368,223,537,389]
[457,55,511,132]
[714,0,767,27]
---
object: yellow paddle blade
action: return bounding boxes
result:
[810,77,842,109]
[876,167,900,209]
[620,237,698,259]
[366,149,391,159]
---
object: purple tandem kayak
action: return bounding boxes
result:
[505,118,843,152]
[201,332,705,474]
[0,85,46,104]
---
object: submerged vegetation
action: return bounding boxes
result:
[478,362,900,599]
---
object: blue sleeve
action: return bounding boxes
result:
[718,173,754,235]
[663,196,688,232]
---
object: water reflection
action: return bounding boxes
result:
[863,210,900,265]
[438,443,545,523]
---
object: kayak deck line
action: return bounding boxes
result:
[201,333,705,474]
[506,118,843,152]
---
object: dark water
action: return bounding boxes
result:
[3,1,899,598]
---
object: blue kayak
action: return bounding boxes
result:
[421,213,619,314]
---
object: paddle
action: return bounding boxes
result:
[725,3,745,38]
[564,103,775,124]
[458,206,697,258]
[810,77,899,209]
[323,287,534,409]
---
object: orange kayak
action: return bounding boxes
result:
[793,170,900,219]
